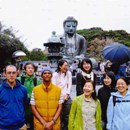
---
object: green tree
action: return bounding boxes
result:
[77,27,130,60]
[0,22,29,72]
[29,49,47,61]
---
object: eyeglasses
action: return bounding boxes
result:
[116,83,126,86]
[6,71,17,75]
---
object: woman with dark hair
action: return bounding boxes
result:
[68,80,102,130]
[98,71,116,130]
[107,77,130,130]
[76,58,97,96]
[52,59,72,130]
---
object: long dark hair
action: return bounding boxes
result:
[56,59,68,73]
[80,58,93,73]
[102,71,116,91]
[84,79,97,101]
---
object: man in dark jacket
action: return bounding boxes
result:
[0,65,28,130]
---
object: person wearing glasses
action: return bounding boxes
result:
[0,65,28,130]
[107,77,130,130]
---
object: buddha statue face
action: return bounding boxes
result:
[63,17,78,36]
[64,21,77,36]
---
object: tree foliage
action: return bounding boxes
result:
[77,27,130,60]
[0,22,29,72]
[77,27,130,46]
[29,49,47,61]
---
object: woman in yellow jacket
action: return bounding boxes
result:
[68,80,102,130]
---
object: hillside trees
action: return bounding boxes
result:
[77,27,130,60]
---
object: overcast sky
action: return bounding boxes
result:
[0,0,130,50]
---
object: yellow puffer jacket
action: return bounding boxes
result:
[33,83,61,130]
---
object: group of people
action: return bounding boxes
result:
[0,58,130,130]
[0,59,130,130]
[1,16,130,130]
[0,60,70,130]
[75,58,130,130]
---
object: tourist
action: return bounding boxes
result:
[98,71,116,130]
[52,59,72,130]
[0,65,28,130]
[68,80,102,130]
[107,77,130,130]
[17,62,42,130]
[76,58,96,96]
[30,67,63,130]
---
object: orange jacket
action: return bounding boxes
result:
[33,83,61,130]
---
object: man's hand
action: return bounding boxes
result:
[44,121,54,130]
[41,120,47,128]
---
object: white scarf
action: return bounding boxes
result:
[81,71,94,81]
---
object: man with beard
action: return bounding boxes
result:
[30,67,63,130]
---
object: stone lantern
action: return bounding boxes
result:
[44,31,64,67]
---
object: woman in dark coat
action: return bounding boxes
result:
[76,58,97,96]
[98,71,116,130]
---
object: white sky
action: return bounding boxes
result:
[0,0,130,51]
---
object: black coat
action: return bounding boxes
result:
[98,86,113,123]
[76,72,97,96]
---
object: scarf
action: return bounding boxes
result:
[81,71,94,81]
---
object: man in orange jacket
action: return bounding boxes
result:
[30,67,63,130]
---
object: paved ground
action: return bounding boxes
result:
[70,84,103,100]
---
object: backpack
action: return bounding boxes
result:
[113,96,130,106]
[113,96,117,106]
[21,76,37,86]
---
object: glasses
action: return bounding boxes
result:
[6,71,17,75]
[116,83,126,86]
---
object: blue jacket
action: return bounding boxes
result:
[0,79,28,130]
[107,91,130,130]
